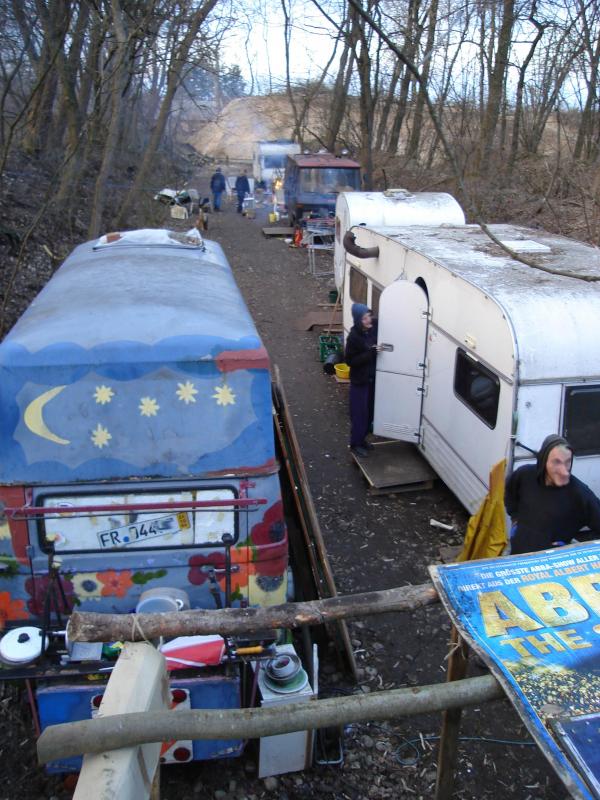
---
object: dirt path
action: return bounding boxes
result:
[152,177,568,800]
[0,178,568,800]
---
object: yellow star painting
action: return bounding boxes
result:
[91,423,111,448]
[139,396,160,417]
[212,384,236,407]
[176,381,198,404]
[94,385,114,404]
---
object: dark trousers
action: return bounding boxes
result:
[349,381,375,447]
[236,193,244,212]
[212,191,223,211]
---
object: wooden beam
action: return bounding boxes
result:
[435,627,470,800]
[38,674,503,765]
[66,582,439,642]
[73,643,169,800]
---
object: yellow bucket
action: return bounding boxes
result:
[334,363,350,380]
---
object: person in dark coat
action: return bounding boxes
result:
[210,167,226,211]
[505,433,600,554]
[344,303,382,457]
[235,170,251,213]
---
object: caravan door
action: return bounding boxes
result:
[373,280,428,442]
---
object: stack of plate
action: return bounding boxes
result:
[263,653,308,694]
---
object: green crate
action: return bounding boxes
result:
[319,334,342,362]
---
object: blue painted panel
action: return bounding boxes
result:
[37,670,244,774]
[172,675,244,760]
[0,233,274,484]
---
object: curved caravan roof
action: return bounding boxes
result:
[334,190,465,288]
[377,223,600,381]
[338,189,466,228]
[0,229,273,484]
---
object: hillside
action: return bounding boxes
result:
[187,95,300,161]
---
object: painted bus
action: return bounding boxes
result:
[0,228,291,771]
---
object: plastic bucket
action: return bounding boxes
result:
[334,363,350,380]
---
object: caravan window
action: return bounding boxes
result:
[563,385,600,455]
[454,349,500,428]
[350,267,368,304]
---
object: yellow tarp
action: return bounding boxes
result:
[457,459,508,562]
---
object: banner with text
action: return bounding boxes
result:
[430,542,600,800]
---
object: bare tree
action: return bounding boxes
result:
[116,0,221,226]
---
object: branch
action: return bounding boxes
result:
[37,674,503,764]
[67,583,439,642]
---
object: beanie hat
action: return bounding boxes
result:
[536,434,573,483]
[351,303,370,326]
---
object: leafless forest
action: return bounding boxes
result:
[1,1,600,252]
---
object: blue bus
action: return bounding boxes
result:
[0,228,290,770]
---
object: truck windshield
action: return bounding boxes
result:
[299,168,360,194]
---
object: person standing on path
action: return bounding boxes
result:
[344,303,382,458]
[210,167,226,211]
[235,170,251,213]
[505,433,600,554]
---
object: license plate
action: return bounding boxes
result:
[97,512,190,549]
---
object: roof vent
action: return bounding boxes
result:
[499,239,550,254]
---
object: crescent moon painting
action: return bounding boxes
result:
[23,386,70,445]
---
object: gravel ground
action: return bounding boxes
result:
[0,167,569,799]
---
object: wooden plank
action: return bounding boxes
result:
[272,367,357,679]
[73,643,169,800]
[293,310,343,331]
[434,627,470,800]
[262,226,295,237]
[351,441,436,491]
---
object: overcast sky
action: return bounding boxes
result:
[222,0,340,92]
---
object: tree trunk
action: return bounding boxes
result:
[67,582,439,642]
[508,16,546,172]
[386,0,420,155]
[324,33,355,152]
[116,0,220,227]
[38,674,503,765]
[88,0,131,238]
[407,0,439,159]
[478,0,516,172]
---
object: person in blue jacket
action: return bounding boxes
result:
[210,167,226,211]
[235,170,251,213]
[344,303,383,457]
[505,434,600,554]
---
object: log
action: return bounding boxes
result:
[67,582,439,642]
[37,674,503,765]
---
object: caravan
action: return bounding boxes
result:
[336,191,600,513]
[253,140,300,189]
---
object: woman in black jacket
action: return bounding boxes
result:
[344,303,382,457]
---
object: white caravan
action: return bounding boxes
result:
[253,140,301,188]
[336,192,600,513]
